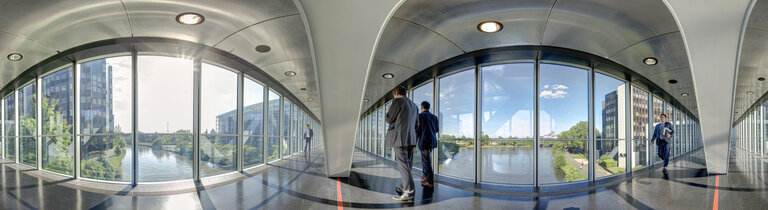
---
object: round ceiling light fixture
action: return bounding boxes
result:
[681,93,689,97]
[747,91,755,95]
[308,98,314,101]
[668,79,678,84]
[382,73,395,79]
[7,53,22,61]
[363,99,369,102]
[255,45,271,53]
[176,12,204,25]
[477,21,503,33]
[643,57,658,66]
[285,71,296,77]
[759,77,766,81]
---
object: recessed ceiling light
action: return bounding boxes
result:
[759,77,766,81]
[7,53,22,61]
[643,57,658,66]
[477,21,503,33]
[255,45,271,53]
[681,93,689,97]
[382,73,394,79]
[747,91,755,95]
[300,88,307,91]
[363,99,369,102]
[308,98,314,101]
[176,12,204,25]
[668,79,678,84]
[285,71,296,77]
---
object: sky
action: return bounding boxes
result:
[433,63,626,139]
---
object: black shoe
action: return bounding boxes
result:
[392,193,414,202]
[662,167,667,173]
[395,187,403,196]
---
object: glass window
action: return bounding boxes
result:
[267,90,280,161]
[41,67,74,175]
[539,63,588,184]
[437,69,475,180]
[630,86,649,170]
[651,97,664,163]
[4,94,15,160]
[19,82,37,166]
[282,100,291,157]
[137,56,193,182]
[412,81,434,169]
[594,72,627,177]
[243,77,264,167]
[480,63,535,184]
[200,63,237,177]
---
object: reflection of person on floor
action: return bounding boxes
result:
[303,124,313,153]
[416,101,439,188]
[385,85,419,202]
[651,113,674,172]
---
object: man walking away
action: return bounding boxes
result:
[385,86,419,202]
[303,124,313,153]
[416,101,439,188]
[651,113,674,172]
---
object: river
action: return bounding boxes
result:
[438,147,567,184]
[121,146,232,182]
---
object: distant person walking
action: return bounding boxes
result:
[416,101,439,188]
[385,86,419,202]
[303,124,313,153]
[651,113,674,172]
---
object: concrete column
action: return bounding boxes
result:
[662,0,756,174]
[295,0,405,177]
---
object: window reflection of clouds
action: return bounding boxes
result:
[539,63,588,135]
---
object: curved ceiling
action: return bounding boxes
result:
[0,0,320,116]
[366,0,697,117]
[735,0,768,119]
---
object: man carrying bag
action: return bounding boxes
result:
[651,113,674,172]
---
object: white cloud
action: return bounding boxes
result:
[552,84,568,90]
[544,85,549,89]
[539,90,568,99]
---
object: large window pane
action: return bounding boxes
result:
[41,67,74,175]
[631,86,649,170]
[4,95,15,160]
[480,63,534,184]
[200,63,238,177]
[539,63,588,184]
[267,90,280,161]
[243,78,264,167]
[19,82,36,166]
[412,81,434,169]
[282,101,291,157]
[79,56,133,182]
[137,56,193,182]
[594,73,627,177]
[437,69,475,180]
[651,97,664,163]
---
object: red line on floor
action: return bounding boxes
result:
[713,175,720,210]
[336,178,343,210]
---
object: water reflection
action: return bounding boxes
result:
[125,146,230,182]
[439,147,566,183]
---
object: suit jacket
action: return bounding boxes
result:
[303,129,313,140]
[416,110,439,150]
[651,122,674,145]
[385,96,419,147]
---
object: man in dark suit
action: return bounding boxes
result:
[303,124,313,152]
[416,101,439,188]
[385,85,419,202]
[651,113,674,172]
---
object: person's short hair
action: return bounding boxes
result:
[421,101,431,110]
[306,124,310,126]
[660,113,667,118]
[393,86,407,96]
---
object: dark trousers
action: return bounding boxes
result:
[395,146,415,194]
[304,138,311,151]
[657,143,670,167]
[420,149,434,183]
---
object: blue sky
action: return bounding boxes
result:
[435,63,626,138]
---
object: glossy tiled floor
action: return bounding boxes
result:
[0,146,766,209]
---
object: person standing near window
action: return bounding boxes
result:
[386,86,419,202]
[303,124,313,153]
[651,113,674,172]
[416,101,439,188]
